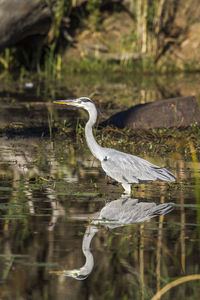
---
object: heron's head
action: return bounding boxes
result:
[50,268,89,280]
[54,97,94,111]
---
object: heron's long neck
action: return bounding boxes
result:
[85,107,104,160]
[81,225,98,275]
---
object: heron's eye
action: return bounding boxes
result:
[80,97,91,103]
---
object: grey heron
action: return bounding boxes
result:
[50,196,174,280]
[54,97,175,194]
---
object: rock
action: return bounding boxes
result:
[0,0,123,52]
[99,96,200,129]
[64,10,136,62]
[0,0,54,50]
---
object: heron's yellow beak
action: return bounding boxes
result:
[49,269,79,278]
[54,100,70,105]
[53,99,80,106]
[49,270,68,275]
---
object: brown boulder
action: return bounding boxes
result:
[100,96,200,129]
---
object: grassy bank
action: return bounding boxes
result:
[0,0,200,78]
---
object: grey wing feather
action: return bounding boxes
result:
[100,198,139,221]
[99,198,174,228]
[101,154,139,183]
[101,150,175,184]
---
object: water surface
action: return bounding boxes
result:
[0,72,200,300]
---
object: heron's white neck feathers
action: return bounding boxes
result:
[85,105,104,161]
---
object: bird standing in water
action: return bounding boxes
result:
[54,97,175,194]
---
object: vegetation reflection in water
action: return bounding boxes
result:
[50,196,174,280]
[0,135,200,299]
[0,73,200,299]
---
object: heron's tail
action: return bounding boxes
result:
[153,166,176,182]
[149,203,174,218]
[133,202,174,223]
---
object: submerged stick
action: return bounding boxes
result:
[151,274,200,300]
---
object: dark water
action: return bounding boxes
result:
[0,73,200,300]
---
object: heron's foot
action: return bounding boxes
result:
[122,183,132,195]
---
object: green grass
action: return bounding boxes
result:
[55,122,200,160]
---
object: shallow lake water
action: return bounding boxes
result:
[0,72,200,300]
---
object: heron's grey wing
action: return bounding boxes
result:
[101,150,175,183]
[99,198,138,221]
[101,152,153,183]
[99,198,174,227]
[98,198,138,228]
[127,202,174,223]
[100,199,157,223]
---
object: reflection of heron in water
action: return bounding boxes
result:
[50,197,174,280]
[54,97,175,194]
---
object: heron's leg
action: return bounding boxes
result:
[122,183,131,195]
